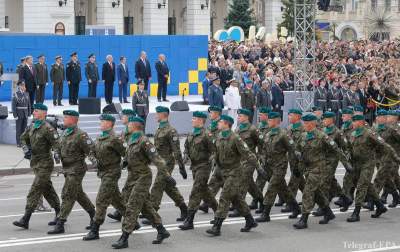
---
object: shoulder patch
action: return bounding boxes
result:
[259,134,264,139]
[86,139,93,145]
[150,147,156,153]
[289,139,294,145]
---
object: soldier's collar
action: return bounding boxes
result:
[352,127,365,138]
[377,124,385,131]
[100,129,112,138]
[193,127,203,136]
[342,121,352,130]
[270,127,280,135]
[159,120,169,129]
[64,126,77,136]
[305,130,316,141]
[220,129,231,138]
[210,119,219,131]
[130,131,143,144]
[238,122,250,132]
[291,122,302,130]
[259,121,267,129]
[33,120,44,129]
[324,125,335,135]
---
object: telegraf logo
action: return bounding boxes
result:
[343,240,398,250]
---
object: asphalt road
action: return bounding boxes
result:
[1,167,400,252]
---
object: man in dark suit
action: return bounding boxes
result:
[117,56,129,103]
[155,54,169,102]
[34,55,48,103]
[102,55,116,104]
[19,55,37,107]
[135,51,151,91]
[85,53,99,98]
[66,52,82,105]
[271,76,285,119]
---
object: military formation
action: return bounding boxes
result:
[12,102,400,249]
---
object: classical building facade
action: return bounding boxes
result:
[0,0,284,36]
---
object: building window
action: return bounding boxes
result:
[168,17,176,35]
[341,27,357,41]
[124,17,134,35]
[351,0,358,11]
[371,0,377,10]
[385,0,391,11]
[75,16,86,35]
[5,16,8,28]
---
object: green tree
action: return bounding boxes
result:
[224,0,256,36]
[278,0,295,37]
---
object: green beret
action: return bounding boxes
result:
[155,106,170,114]
[193,111,207,119]
[377,110,388,116]
[128,116,145,124]
[341,108,354,115]
[268,112,281,119]
[219,114,234,125]
[302,114,318,121]
[353,105,364,112]
[121,109,136,116]
[288,109,302,115]
[33,103,48,111]
[63,110,79,117]
[237,108,252,116]
[259,107,271,114]
[100,114,116,123]
[352,114,365,121]
[322,111,336,119]
[208,106,222,113]
[312,106,322,112]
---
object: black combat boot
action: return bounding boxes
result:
[319,206,335,224]
[255,203,265,214]
[388,191,399,208]
[107,210,122,221]
[111,231,129,249]
[371,200,387,218]
[274,196,284,207]
[228,209,240,218]
[179,210,196,230]
[86,209,96,230]
[334,197,344,207]
[311,207,324,217]
[339,195,353,212]
[347,206,361,222]
[152,224,170,244]
[293,213,309,229]
[288,201,301,219]
[248,199,259,210]
[206,217,224,236]
[13,210,32,229]
[48,207,60,226]
[176,203,188,221]
[362,196,374,211]
[256,205,271,222]
[240,214,258,232]
[142,218,152,225]
[48,219,65,234]
[83,223,100,241]
[198,202,209,214]
[380,190,389,204]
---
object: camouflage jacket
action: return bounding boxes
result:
[323,125,348,169]
[154,121,184,166]
[184,127,215,172]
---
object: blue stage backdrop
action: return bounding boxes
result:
[0,35,208,101]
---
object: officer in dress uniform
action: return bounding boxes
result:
[328,79,343,126]
[66,52,82,105]
[314,78,328,112]
[85,53,99,98]
[132,80,149,130]
[12,80,31,147]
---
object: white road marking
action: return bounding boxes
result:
[352,246,400,252]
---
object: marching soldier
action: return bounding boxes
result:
[256,111,301,223]
[206,115,258,236]
[179,111,218,230]
[85,53,99,98]
[147,106,188,223]
[111,116,172,249]
[48,110,95,234]
[132,80,149,129]
[66,52,82,105]
[12,80,31,147]
[34,55,48,104]
[13,103,61,229]
[314,79,328,111]
[83,114,126,241]
[50,56,65,106]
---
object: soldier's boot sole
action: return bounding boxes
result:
[83,231,99,241]
[319,212,335,224]
[293,222,307,229]
[371,207,387,218]
[346,215,360,222]
[206,228,221,236]
[311,208,324,217]
[12,220,29,229]
[240,221,258,232]
[255,214,270,223]
[178,222,194,230]
[111,232,129,249]
[47,226,65,234]
[152,230,170,244]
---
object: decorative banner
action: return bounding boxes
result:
[280,27,288,37]
[248,26,256,40]
[213,26,245,42]
[255,27,266,40]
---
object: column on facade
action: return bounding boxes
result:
[264,0,282,35]
[143,0,168,34]
[96,0,124,34]
[186,0,210,35]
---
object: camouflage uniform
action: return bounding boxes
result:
[255,121,271,192]
[206,120,224,197]
[92,131,126,226]
[150,121,186,211]
[287,122,306,196]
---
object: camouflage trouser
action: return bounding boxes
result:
[122,174,161,233]
[208,171,224,197]
[288,159,305,196]
[59,172,95,221]
[301,173,329,214]
[255,164,272,193]
[239,163,264,201]
[263,172,296,206]
[342,171,355,200]
[26,170,60,212]
[374,162,397,195]
[215,175,251,219]
[94,175,125,225]
[353,165,380,207]
[321,160,343,201]
[150,163,185,211]
[188,165,218,211]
